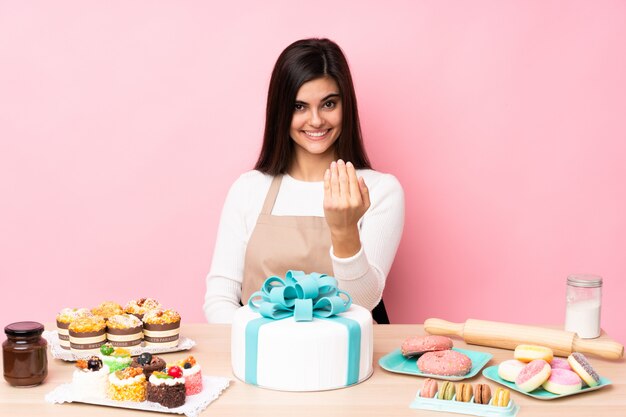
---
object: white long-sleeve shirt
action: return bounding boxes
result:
[203,169,405,323]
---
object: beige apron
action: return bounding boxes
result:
[241,175,333,304]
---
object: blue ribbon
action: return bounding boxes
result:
[244,271,361,387]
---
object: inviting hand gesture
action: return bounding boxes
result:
[323,159,370,257]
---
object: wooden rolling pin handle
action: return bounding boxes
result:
[423,318,464,338]
[573,335,624,360]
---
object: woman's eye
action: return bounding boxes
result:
[323,101,336,109]
[294,103,305,111]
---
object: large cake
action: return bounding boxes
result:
[231,271,373,391]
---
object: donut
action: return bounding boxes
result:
[515,359,551,392]
[568,352,600,387]
[401,335,453,357]
[420,378,438,398]
[542,368,582,395]
[514,344,554,363]
[497,359,526,382]
[417,350,472,376]
[550,357,572,371]
[474,384,491,404]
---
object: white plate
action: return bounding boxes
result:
[45,375,231,417]
[44,330,196,361]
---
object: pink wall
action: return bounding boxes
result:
[1,1,625,344]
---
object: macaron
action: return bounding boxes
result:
[401,335,453,358]
[568,352,601,387]
[456,382,473,402]
[515,359,551,392]
[493,387,511,407]
[437,381,455,400]
[417,349,472,376]
[420,378,438,398]
[474,383,491,404]
[542,368,583,395]
[550,357,572,371]
[498,359,526,382]
[514,344,554,363]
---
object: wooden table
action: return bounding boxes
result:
[2,324,625,416]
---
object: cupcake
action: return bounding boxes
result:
[56,308,93,350]
[142,309,181,348]
[106,314,143,347]
[125,298,162,320]
[147,366,186,408]
[91,301,124,320]
[68,316,107,354]
[71,356,109,400]
[176,356,203,395]
[99,344,132,372]
[107,367,147,402]
[130,352,166,378]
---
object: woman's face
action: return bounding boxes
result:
[290,76,342,159]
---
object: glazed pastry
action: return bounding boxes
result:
[401,335,453,357]
[437,381,455,400]
[142,309,181,348]
[91,301,124,320]
[514,344,554,363]
[493,387,510,407]
[497,359,526,382]
[542,368,582,394]
[68,316,107,355]
[550,357,572,371]
[125,298,162,320]
[56,308,93,350]
[130,352,166,378]
[515,359,551,392]
[456,383,473,402]
[420,378,438,398]
[417,350,472,376]
[568,352,601,387]
[107,367,147,402]
[106,314,143,347]
[474,384,491,404]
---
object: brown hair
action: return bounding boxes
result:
[254,38,371,174]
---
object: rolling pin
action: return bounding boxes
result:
[424,318,624,360]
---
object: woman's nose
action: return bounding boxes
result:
[309,109,323,127]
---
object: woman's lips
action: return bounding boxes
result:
[303,129,330,140]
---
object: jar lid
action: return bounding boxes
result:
[567,274,603,288]
[4,321,44,337]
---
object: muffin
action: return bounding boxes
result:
[91,301,124,320]
[176,355,203,395]
[68,316,107,354]
[107,367,147,402]
[125,298,162,320]
[56,308,93,350]
[142,309,181,348]
[106,314,143,347]
[99,344,132,373]
[147,366,186,408]
[71,356,109,400]
[130,352,166,378]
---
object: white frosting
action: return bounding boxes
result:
[148,374,185,386]
[71,365,110,399]
[231,305,373,391]
[101,355,131,364]
[109,372,145,386]
[182,364,201,376]
[107,314,142,328]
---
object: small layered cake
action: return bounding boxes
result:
[91,301,124,321]
[100,344,132,372]
[143,309,181,348]
[71,356,109,400]
[69,316,107,355]
[177,356,203,395]
[107,367,147,402]
[130,352,166,378]
[106,314,143,347]
[125,298,162,320]
[56,308,92,350]
[147,366,186,408]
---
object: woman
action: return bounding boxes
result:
[204,38,404,323]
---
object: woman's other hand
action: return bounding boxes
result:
[323,159,370,257]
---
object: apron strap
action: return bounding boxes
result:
[260,175,283,215]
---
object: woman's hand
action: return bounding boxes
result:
[323,159,370,258]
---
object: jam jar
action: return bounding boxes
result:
[3,321,48,387]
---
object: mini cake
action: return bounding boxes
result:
[130,352,166,378]
[107,367,147,402]
[91,301,124,321]
[68,316,107,354]
[142,309,181,348]
[125,298,162,320]
[106,314,143,347]
[147,366,186,408]
[176,355,203,395]
[100,344,132,372]
[71,356,109,400]
[56,308,93,350]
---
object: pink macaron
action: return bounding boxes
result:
[515,359,551,392]
[420,378,438,398]
[417,349,472,376]
[542,368,582,395]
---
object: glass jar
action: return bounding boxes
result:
[3,321,48,387]
[564,274,602,339]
